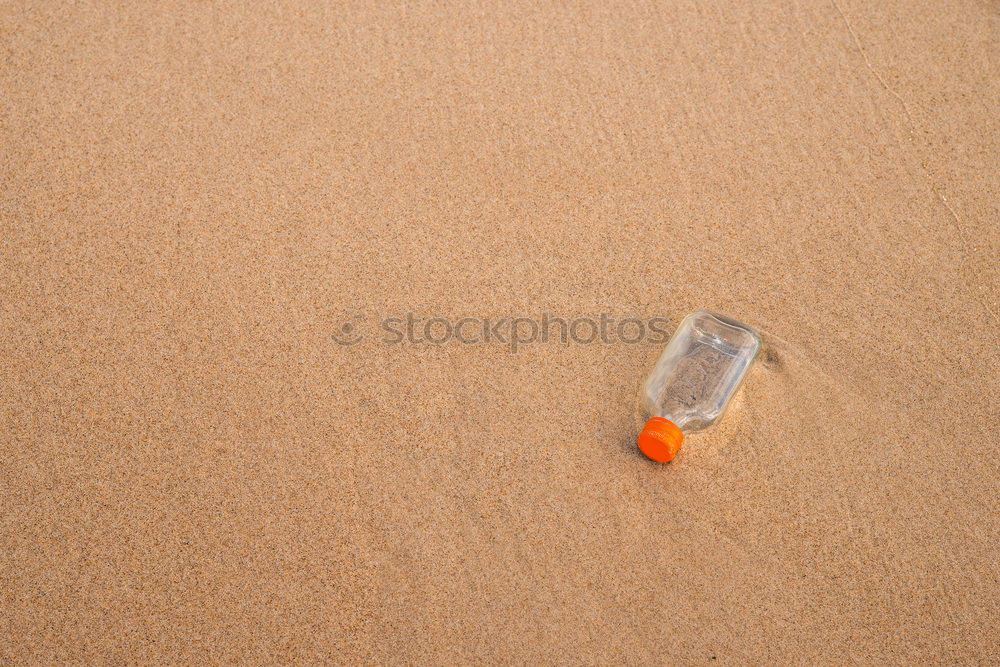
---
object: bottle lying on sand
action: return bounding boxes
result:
[638,310,761,463]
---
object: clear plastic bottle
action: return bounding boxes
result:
[638,310,761,462]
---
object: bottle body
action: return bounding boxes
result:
[638,310,760,462]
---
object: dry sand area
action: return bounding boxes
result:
[2,0,998,663]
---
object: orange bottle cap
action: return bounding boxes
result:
[638,417,684,463]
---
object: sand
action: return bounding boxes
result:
[2,0,998,663]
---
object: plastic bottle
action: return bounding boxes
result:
[638,310,761,462]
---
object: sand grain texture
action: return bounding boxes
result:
[1,0,998,663]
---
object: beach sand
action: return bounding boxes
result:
[2,0,997,662]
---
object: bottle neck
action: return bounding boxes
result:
[656,410,697,432]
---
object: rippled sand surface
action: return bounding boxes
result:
[2,1,997,662]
